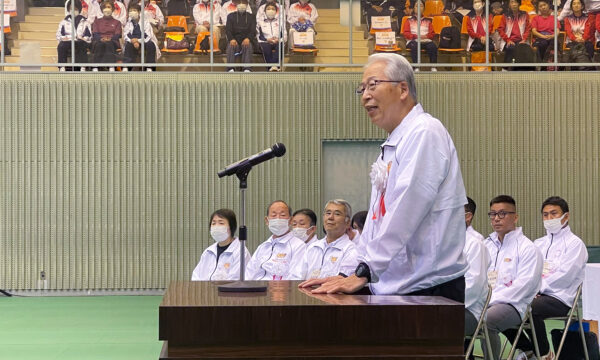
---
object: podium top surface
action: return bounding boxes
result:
[160,280,463,308]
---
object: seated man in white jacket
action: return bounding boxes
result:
[191,208,252,281]
[506,196,588,360]
[484,195,543,360]
[464,197,491,337]
[245,200,307,280]
[290,199,359,280]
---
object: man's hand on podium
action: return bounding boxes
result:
[298,275,367,294]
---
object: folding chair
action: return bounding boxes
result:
[424,0,444,17]
[465,284,494,360]
[500,304,541,360]
[546,284,589,360]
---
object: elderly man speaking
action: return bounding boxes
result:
[300,53,468,303]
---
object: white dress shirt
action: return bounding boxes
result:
[485,227,543,319]
[357,103,468,295]
[464,229,491,320]
[191,238,252,281]
[534,225,588,307]
[289,234,359,280]
[245,232,307,280]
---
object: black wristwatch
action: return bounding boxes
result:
[355,262,372,283]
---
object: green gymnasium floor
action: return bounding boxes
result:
[0,295,163,360]
[0,294,566,359]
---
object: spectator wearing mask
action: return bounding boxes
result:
[257,2,286,71]
[291,208,318,246]
[256,0,289,22]
[245,200,307,280]
[191,209,252,281]
[123,3,161,71]
[466,0,495,51]
[221,0,252,26]
[57,0,93,71]
[91,1,122,71]
[140,0,165,33]
[225,0,256,72]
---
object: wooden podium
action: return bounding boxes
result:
[159,281,465,359]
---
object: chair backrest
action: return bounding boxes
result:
[424,0,444,17]
[167,15,189,33]
[432,15,452,34]
[492,15,502,32]
[400,16,409,34]
[460,16,468,34]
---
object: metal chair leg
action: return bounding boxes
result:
[529,312,541,359]
[577,316,589,360]
[507,317,527,360]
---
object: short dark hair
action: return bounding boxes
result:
[541,196,569,214]
[351,211,368,231]
[509,0,522,5]
[209,208,237,236]
[292,208,317,226]
[265,3,277,10]
[465,197,476,215]
[66,0,83,12]
[129,3,141,11]
[536,0,549,6]
[266,200,292,217]
[490,195,516,208]
[101,1,114,10]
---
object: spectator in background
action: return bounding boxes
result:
[290,200,359,281]
[194,0,223,41]
[564,0,594,61]
[139,0,165,33]
[222,0,252,26]
[466,0,495,51]
[191,209,252,281]
[112,0,128,25]
[403,0,437,71]
[57,0,93,71]
[92,1,122,71]
[531,0,560,62]
[498,0,532,64]
[225,0,256,72]
[288,0,318,49]
[363,0,402,33]
[257,2,286,71]
[351,210,368,235]
[123,3,160,71]
[291,209,318,246]
[245,200,307,280]
[256,0,289,21]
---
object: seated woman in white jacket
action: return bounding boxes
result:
[191,208,252,281]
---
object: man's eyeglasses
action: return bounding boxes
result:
[487,211,516,220]
[355,80,403,95]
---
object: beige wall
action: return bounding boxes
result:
[1,72,598,290]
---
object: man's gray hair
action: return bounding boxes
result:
[364,53,417,102]
[325,199,353,221]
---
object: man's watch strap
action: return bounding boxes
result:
[354,262,372,283]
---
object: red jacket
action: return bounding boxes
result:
[402,16,435,41]
[565,14,593,42]
[498,11,531,43]
[467,13,493,39]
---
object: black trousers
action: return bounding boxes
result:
[407,275,465,303]
[533,37,556,62]
[123,41,157,65]
[92,40,118,64]
[504,294,570,355]
[57,40,89,69]
[407,41,438,64]
[259,41,281,65]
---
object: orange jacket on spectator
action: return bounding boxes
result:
[402,16,435,42]
[498,10,531,43]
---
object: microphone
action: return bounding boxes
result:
[218,143,286,178]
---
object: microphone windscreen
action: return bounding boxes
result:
[272,143,286,157]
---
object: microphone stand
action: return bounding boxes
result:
[218,164,267,292]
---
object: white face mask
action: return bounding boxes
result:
[268,218,289,236]
[210,225,230,243]
[129,11,139,20]
[103,8,113,16]
[291,227,311,242]
[473,2,484,10]
[237,4,247,12]
[265,9,277,19]
[543,213,567,234]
